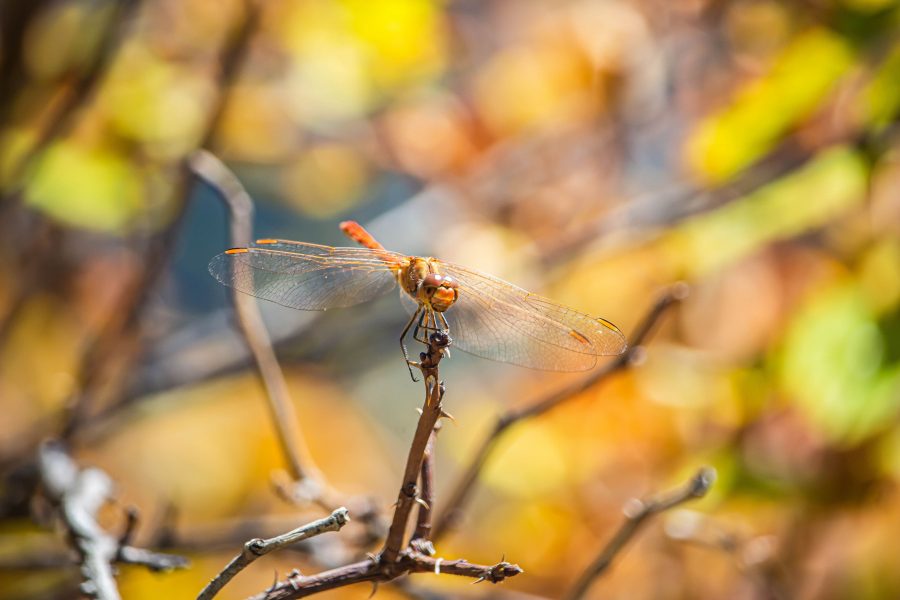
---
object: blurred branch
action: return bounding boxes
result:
[197,507,350,600]
[432,282,689,540]
[2,0,142,194]
[565,467,716,600]
[38,441,188,600]
[188,149,338,511]
[62,0,261,443]
[666,512,786,600]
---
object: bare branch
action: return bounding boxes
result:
[250,551,522,600]
[1,0,142,194]
[381,333,450,567]
[242,333,522,599]
[197,507,350,600]
[565,467,716,600]
[433,283,689,540]
[189,149,337,510]
[38,442,188,600]
[410,424,441,552]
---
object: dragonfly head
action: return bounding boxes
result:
[420,272,459,312]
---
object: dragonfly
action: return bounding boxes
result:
[209,221,626,377]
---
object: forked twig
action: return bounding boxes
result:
[565,467,716,600]
[432,283,689,540]
[246,332,522,598]
[197,508,350,600]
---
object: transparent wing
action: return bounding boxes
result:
[208,240,406,311]
[437,261,627,371]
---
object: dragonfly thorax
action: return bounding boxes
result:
[400,257,459,312]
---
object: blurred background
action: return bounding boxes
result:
[1,0,900,598]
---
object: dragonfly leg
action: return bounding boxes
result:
[414,309,433,344]
[435,310,450,333]
[400,305,423,382]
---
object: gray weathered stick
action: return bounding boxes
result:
[39,442,188,600]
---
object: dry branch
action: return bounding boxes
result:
[565,467,716,600]
[38,441,188,600]
[189,149,337,510]
[410,423,440,552]
[249,551,522,600]
[246,331,521,599]
[198,507,350,600]
[433,283,689,540]
[380,332,450,567]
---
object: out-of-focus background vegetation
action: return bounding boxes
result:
[1,0,900,598]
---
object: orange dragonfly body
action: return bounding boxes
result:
[209,221,626,373]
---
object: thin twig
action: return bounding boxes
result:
[432,283,689,540]
[249,551,522,600]
[188,150,338,510]
[38,442,188,600]
[565,467,716,600]
[666,512,786,600]
[197,507,350,600]
[411,423,440,551]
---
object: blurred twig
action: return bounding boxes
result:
[62,0,261,442]
[565,467,716,600]
[666,512,787,600]
[432,282,689,540]
[38,441,188,600]
[197,507,350,600]
[1,0,142,195]
[188,150,339,510]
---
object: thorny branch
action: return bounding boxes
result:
[410,423,441,552]
[38,442,188,600]
[248,331,522,599]
[250,551,522,600]
[565,467,716,600]
[381,332,451,567]
[432,282,689,540]
[197,507,350,600]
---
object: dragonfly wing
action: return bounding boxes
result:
[208,241,405,311]
[438,262,627,371]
